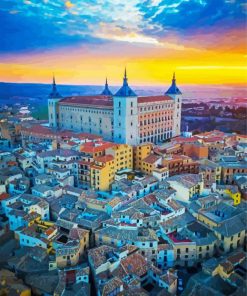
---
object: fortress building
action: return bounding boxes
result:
[48,70,182,145]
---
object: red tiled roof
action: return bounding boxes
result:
[143,154,160,164]
[121,253,148,277]
[119,222,137,227]
[59,95,113,108]
[227,252,246,265]
[237,134,247,139]
[138,95,172,103]
[78,160,92,165]
[7,161,18,166]
[67,141,77,145]
[21,124,102,141]
[45,226,56,236]
[168,232,192,243]
[196,130,225,137]
[80,141,115,154]
[202,136,224,143]
[144,194,157,205]
[95,155,114,163]
[171,136,198,144]
[0,193,9,200]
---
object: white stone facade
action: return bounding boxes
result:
[48,73,182,145]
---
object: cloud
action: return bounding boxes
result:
[65,1,74,9]
[140,0,246,33]
[0,0,245,54]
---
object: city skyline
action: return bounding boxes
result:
[0,0,246,85]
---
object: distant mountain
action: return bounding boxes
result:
[0,82,246,104]
[0,82,166,101]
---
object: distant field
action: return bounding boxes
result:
[32,104,48,120]
[182,116,246,134]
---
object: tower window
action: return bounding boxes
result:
[119,102,121,108]
[131,102,133,107]
[119,110,121,116]
[131,110,133,115]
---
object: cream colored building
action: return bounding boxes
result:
[48,72,182,145]
[167,174,204,203]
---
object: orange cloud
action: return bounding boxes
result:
[65,1,74,9]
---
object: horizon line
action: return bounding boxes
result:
[0,81,247,88]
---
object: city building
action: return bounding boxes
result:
[182,142,209,160]
[166,174,204,203]
[48,72,182,145]
[163,155,199,176]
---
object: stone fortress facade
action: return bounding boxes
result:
[48,70,182,145]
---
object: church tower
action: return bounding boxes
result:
[48,75,62,128]
[113,69,138,145]
[165,73,182,137]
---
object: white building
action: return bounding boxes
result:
[48,71,182,145]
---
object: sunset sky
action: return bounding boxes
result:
[0,0,247,85]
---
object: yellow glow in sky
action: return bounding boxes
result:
[0,40,246,86]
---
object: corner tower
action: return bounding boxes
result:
[48,75,62,128]
[165,73,182,137]
[113,69,138,145]
[101,78,113,96]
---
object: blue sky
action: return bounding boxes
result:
[1,0,246,53]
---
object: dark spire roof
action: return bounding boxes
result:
[49,75,62,99]
[101,78,113,96]
[165,72,182,95]
[115,68,137,97]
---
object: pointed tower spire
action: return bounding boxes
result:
[165,72,182,95]
[123,67,128,86]
[115,68,136,97]
[49,74,62,98]
[101,77,113,96]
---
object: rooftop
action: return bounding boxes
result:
[60,95,113,109]
[165,73,182,95]
[167,173,202,188]
[138,95,172,104]
[80,141,115,154]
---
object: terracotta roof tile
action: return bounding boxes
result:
[80,141,115,154]
[60,95,113,109]
[121,253,148,277]
[138,95,172,103]
[142,154,161,164]
[95,155,114,163]
[0,193,9,200]
[21,124,102,141]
